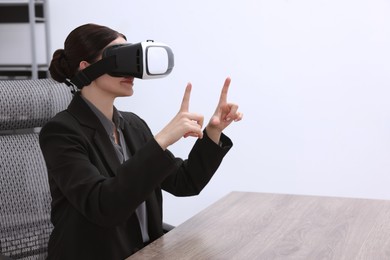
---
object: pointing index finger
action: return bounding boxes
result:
[218,77,231,105]
[180,82,192,112]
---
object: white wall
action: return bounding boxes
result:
[0,23,47,64]
[44,0,390,225]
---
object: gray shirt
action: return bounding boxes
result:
[82,96,149,242]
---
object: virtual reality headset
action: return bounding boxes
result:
[70,40,174,88]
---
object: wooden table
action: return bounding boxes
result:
[127,191,390,259]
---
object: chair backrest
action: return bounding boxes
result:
[0,79,72,259]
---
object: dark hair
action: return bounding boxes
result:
[49,23,126,83]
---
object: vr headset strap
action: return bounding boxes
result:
[70,55,117,89]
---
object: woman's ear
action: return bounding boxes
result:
[79,61,90,70]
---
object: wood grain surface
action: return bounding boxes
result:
[127,192,390,260]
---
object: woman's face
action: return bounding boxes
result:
[89,37,135,98]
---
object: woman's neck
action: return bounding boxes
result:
[81,88,115,121]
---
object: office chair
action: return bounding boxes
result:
[0,79,72,259]
[0,78,174,259]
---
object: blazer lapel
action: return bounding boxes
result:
[67,94,120,177]
[93,130,120,176]
[120,116,146,157]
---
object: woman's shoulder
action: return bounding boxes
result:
[119,111,146,125]
[119,111,152,133]
[40,109,80,135]
[119,111,141,120]
[46,109,77,125]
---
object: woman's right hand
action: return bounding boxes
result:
[154,83,204,150]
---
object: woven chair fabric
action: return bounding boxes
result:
[0,79,72,259]
[0,79,71,131]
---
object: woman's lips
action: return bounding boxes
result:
[120,78,134,85]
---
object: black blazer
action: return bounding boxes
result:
[39,94,232,260]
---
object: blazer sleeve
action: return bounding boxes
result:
[161,131,232,196]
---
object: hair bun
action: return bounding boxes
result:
[49,49,70,83]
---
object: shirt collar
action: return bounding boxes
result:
[81,96,125,137]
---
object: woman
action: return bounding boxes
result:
[39,23,242,259]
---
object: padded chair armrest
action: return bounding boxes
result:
[162,222,175,233]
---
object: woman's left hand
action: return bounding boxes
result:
[206,77,243,144]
